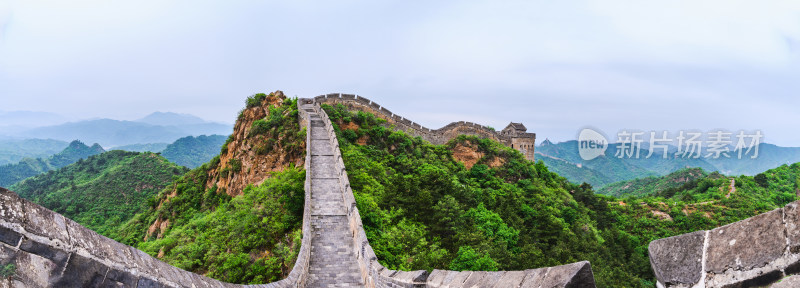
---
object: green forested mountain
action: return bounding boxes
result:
[535,154,620,188]
[114,93,305,284]
[10,150,188,236]
[598,168,708,197]
[111,134,228,167]
[0,138,68,165]
[161,135,228,168]
[534,140,669,187]
[0,140,105,188]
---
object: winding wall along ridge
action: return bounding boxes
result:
[312,93,536,161]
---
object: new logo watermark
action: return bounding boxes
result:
[577,128,763,161]
[578,128,608,161]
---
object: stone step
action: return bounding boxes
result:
[311,139,334,156]
[310,156,338,178]
[311,127,329,139]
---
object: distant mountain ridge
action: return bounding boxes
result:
[0,111,232,148]
[160,135,227,168]
[0,139,69,166]
[598,167,708,197]
[0,140,105,188]
[18,118,232,147]
[536,140,800,189]
[135,111,210,126]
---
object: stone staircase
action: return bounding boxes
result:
[305,107,365,287]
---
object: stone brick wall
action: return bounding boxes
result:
[312,93,536,161]
[0,187,239,288]
[649,200,800,287]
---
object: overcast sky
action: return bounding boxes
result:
[1,1,799,145]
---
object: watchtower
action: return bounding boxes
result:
[502,122,536,161]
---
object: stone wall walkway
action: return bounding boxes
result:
[304,104,365,287]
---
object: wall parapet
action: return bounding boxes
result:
[649,200,800,287]
[0,187,241,287]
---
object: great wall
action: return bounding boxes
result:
[0,94,797,287]
[311,94,537,162]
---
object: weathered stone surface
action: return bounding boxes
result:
[53,254,108,287]
[311,155,337,179]
[492,270,527,288]
[18,239,70,269]
[706,208,786,273]
[22,201,70,245]
[648,230,705,285]
[464,271,504,287]
[771,275,800,288]
[462,271,491,287]
[426,270,458,286]
[137,277,166,288]
[104,268,139,287]
[784,201,800,253]
[128,246,160,276]
[0,189,26,227]
[0,225,21,247]
[518,268,549,288]
[537,261,595,288]
[428,270,472,287]
[310,139,333,156]
[65,216,114,262]
[0,244,58,288]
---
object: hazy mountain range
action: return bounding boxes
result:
[0,111,232,147]
[536,139,800,188]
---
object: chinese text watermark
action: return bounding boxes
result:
[577,128,763,161]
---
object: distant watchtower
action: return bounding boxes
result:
[501,122,536,161]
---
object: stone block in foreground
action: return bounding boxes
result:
[649,201,800,288]
[648,231,705,286]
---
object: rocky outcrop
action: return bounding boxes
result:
[208,91,305,197]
